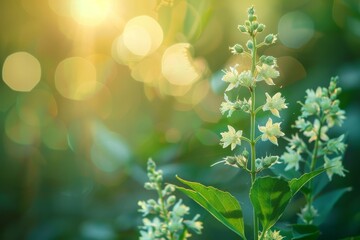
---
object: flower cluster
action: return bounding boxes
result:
[138,159,202,240]
[281,77,347,225]
[258,229,284,240]
[217,6,286,172]
[281,77,347,180]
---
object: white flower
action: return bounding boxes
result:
[220,94,236,117]
[304,119,329,143]
[183,214,203,235]
[220,125,242,150]
[324,156,347,181]
[258,118,285,145]
[281,147,302,171]
[256,64,279,85]
[262,92,287,117]
[222,65,240,91]
[238,70,254,88]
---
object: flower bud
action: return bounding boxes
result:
[229,44,244,55]
[225,156,236,165]
[248,6,255,16]
[147,158,156,171]
[242,149,249,158]
[262,155,279,168]
[164,184,175,194]
[155,174,163,183]
[257,24,265,32]
[144,182,155,190]
[245,20,251,27]
[238,25,247,33]
[264,34,277,45]
[167,195,176,206]
[154,204,161,213]
[246,40,253,50]
[235,155,247,168]
[249,15,257,22]
[252,22,259,30]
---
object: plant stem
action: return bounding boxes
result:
[156,183,175,240]
[306,118,323,222]
[250,35,259,240]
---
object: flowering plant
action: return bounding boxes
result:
[172,6,348,240]
[138,6,349,240]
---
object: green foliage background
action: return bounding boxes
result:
[0,0,359,239]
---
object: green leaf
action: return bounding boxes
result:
[313,187,352,225]
[289,168,326,196]
[291,224,320,240]
[250,177,292,233]
[176,176,246,239]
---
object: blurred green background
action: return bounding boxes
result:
[1,0,360,239]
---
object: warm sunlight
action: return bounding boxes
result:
[70,0,114,27]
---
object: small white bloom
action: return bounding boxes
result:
[238,70,254,88]
[324,156,347,181]
[304,119,329,143]
[222,65,240,91]
[262,92,287,117]
[256,64,279,85]
[220,94,236,117]
[281,147,302,171]
[258,118,285,145]
[220,125,242,150]
[183,214,203,235]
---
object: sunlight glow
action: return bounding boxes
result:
[71,0,113,26]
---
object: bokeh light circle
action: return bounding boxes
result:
[278,11,314,49]
[122,15,163,57]
[162,43,200,86]
[2,52,41,92]
[55,57,98,100]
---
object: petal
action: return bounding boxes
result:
[258,125,265,133]
[270,109,280,117]
[269,136,278,145]
[264,77,275,85]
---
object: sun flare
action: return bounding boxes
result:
[70,0,113,27]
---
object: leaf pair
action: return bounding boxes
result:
[176,169,325,239]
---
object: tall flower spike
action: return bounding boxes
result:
[258,118,285,146]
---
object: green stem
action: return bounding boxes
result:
[156,183,175,240]
[250,35,259,240]
[305,118,323,222]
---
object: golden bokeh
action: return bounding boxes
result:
[54,57,99,100]
[120,15,164,58]
[2,52,41,92]
[162,43,200,86]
